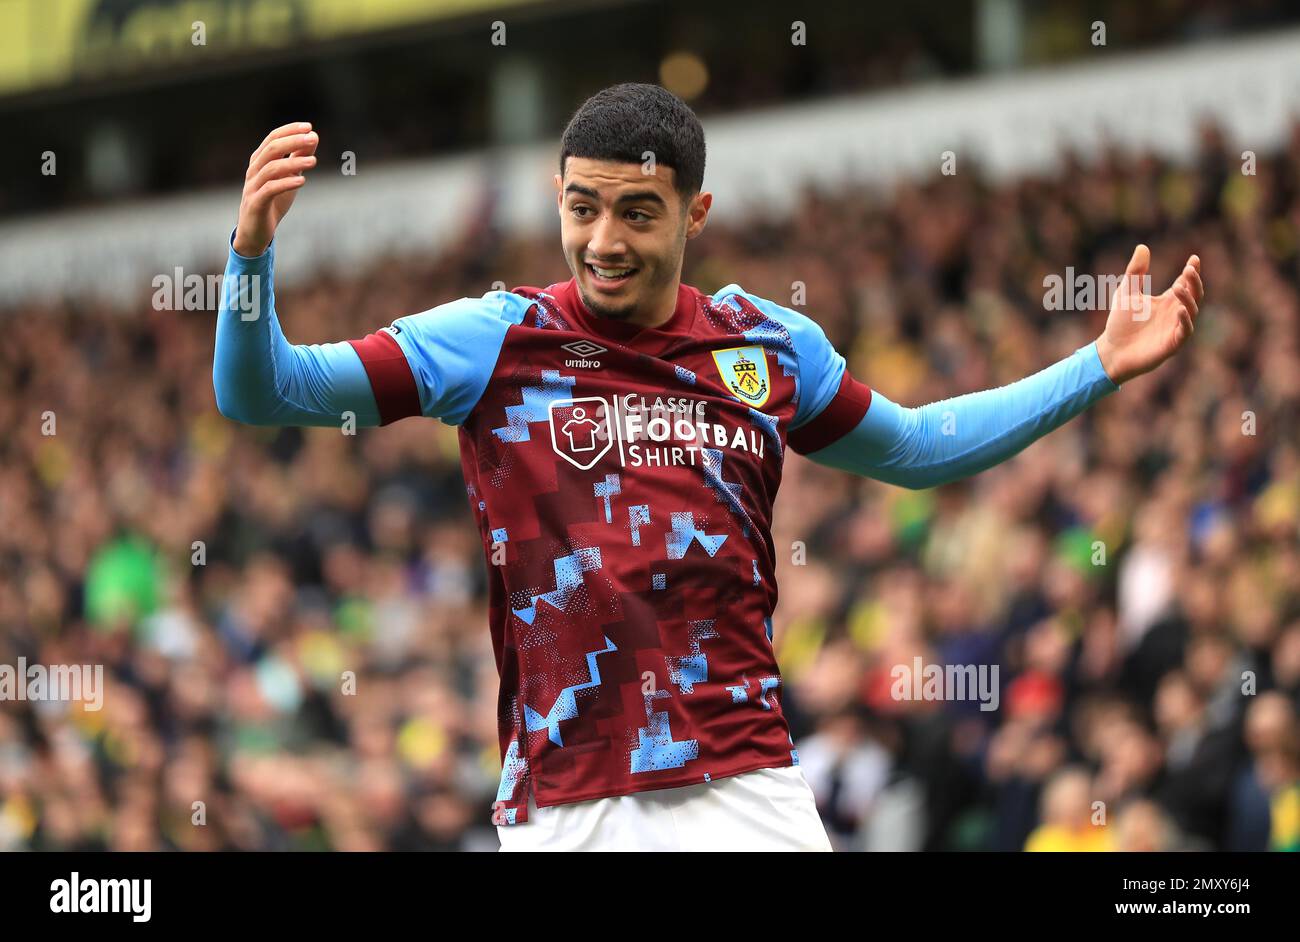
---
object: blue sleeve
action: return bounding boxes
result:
[213,231,380,427]
[804,341,1121,488]
[382,291,532,426]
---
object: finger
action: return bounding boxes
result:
[246,174,306,211]
[1122,245,1151,302]
[1177,307,1194,341]
[1125,243,1151,277]
[249,133,318,177]
[252,122,312,161]
[1183,264,1204,302]
[250,131,317,175]
[1187,254,1201,274]
[247,153,316,191]
[1174,284,1198,318]
[287,134,319,160]
[246,155,315,195]
[248,125,311,174]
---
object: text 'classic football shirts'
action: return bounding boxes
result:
[347,277,871,822]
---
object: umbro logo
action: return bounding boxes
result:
[562,339,606,368]
[562,340,606,357]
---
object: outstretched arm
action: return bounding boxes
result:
[803,340,1118,488]
[797,245,1204,487]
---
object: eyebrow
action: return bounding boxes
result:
[564,183,668,208]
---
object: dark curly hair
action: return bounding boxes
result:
[559,83,706,203]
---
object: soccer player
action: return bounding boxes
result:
[214,83,1203,851]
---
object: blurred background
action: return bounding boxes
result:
[2,0,1299,852]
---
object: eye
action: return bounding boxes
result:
[626,210,650,222]
[571,204,593,218]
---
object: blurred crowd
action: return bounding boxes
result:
[10,0,1299,220]
[2,121,1299,852]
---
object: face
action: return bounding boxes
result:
[556,156,711,322]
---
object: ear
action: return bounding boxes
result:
[555,173,563,209]
[685,191,712,239]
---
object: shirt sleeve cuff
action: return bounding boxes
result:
[1080,340,1122,393]
[788,371,874,455]
[227,226,274,272]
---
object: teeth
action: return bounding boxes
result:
[592,265,632,278]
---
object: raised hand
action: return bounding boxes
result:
[232,122,319,258]
[1094,245,1204,386]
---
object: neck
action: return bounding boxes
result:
[623,279,680,330]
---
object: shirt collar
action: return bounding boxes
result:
[515,276,700,351]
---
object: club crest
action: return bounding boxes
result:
[711,345,770,407]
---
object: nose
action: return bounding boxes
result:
[586,211,627,261]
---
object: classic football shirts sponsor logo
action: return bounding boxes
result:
[549,398,613,469]
[547,393,768,469]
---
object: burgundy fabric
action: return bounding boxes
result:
[348,329,421,425]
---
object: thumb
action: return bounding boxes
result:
[1125,244,1151,278]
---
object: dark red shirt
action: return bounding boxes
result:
[350,277,871,823]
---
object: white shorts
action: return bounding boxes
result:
[496,765,833,851]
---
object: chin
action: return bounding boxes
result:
[578,286,637,321]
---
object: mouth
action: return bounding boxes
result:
[585,263,638,290]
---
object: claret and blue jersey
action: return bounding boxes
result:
[214,234,1120,825]
[348,276,874,822]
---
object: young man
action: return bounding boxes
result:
[214,83,1203,851]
